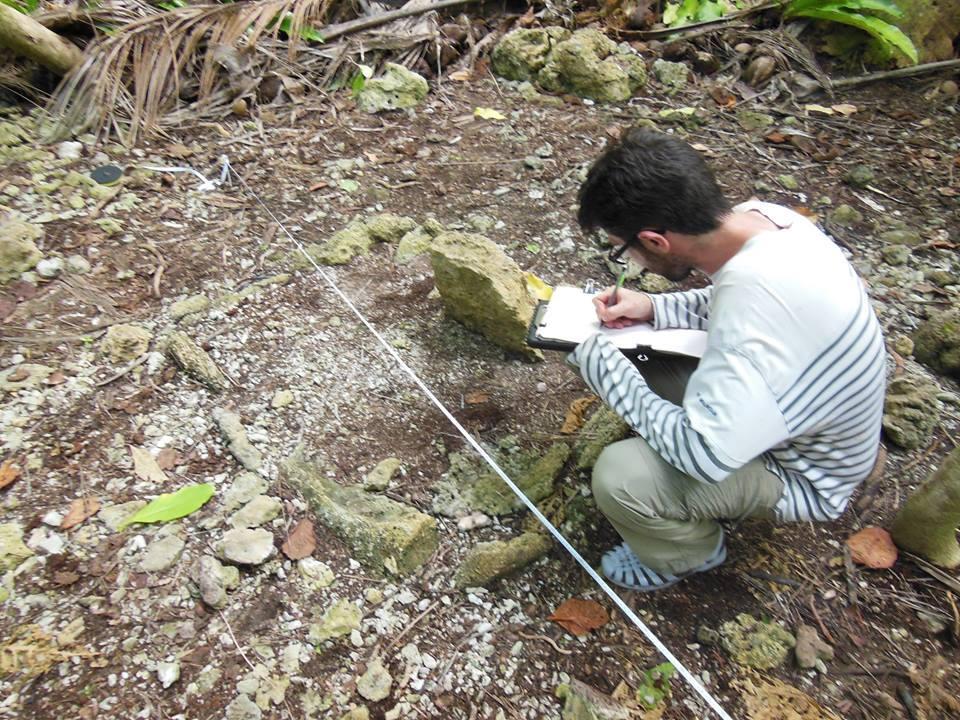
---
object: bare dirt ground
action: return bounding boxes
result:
[1,67,959,720]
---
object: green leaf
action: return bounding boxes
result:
[787,0,902,19]
[117,483,214,530]
[787,5,917,63]
[695,0,728,22]
[277,14,325,42]
[663,0,701,27]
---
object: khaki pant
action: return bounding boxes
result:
[591,356,784,576]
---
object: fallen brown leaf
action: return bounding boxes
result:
[130,446,168,483]
[847,526,897,569]
[53,571,80,586]
[155,448,179,470]
[45,371,67,386]
[281,519,316,560]
[166,143,194,159]
[61,498,101,530]
[308,180,328,192]
[7,366,29,383]
[0,460,21,490]
[549,598,609,637]
[448,69,473,82]
[464,391,490,405]
[560,397,597,435]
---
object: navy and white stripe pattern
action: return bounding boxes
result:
[766,287,885,521]
[650,287,712,331]
[571,283,885,523]
[571,333,738,485]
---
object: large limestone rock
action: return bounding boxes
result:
[454,532,552,588]
[914,309,960,378]
[882,375,941,449]
[166,331,229,391]
[0,219,43,284]
[536,30,647,102]
[491,27,571,81]
[355,63,429,113]
[493,28,646,102]
[101,324,152,363]
[430,232,537,357]
[282,451,438,576]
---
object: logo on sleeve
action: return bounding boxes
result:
[697,394,718,417]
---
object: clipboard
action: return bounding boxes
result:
[525,286,707,359]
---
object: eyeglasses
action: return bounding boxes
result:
[607,229,665,265]
[607,242,633,265]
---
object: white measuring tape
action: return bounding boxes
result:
[220,158,734,720]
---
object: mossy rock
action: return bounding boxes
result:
[432,440,570,517]
[573,406,631,470]
[883,375,941,449]
[537,30,646,102]
[355,63,429,113]
[454,532,552,588]
[719,614,796,670]
[491,27,571,82]
[914,309,960,378]
[471,442,571,515]
[0,219,43,284]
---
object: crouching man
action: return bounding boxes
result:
[569,129,885,591]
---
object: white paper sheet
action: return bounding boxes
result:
[537,286,708,358]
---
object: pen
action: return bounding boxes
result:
[609,269,626,308]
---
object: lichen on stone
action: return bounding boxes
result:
[914,309,960,378]
[0,218,43,284]
[719,613,796,669]
[355,63,429,113]
[432,438,570,517]
[454,532,552,588]
[573,406,632,471]
[882,375,941,449]
[308,599,362,643]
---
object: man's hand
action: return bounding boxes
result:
[592,287,654,328]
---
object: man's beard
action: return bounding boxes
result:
[652,257,694,282]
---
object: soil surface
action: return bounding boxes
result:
[1,63,959,720]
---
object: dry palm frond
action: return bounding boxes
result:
[45,0,334,145]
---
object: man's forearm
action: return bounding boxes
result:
[649,287,712,330]
[571,333,736,484]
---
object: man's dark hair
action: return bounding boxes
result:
[577,128,731,241]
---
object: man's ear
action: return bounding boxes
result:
[636,229,670,255]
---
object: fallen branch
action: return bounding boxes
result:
[0,3,83,74]
[830,59,960,90]
[320,0,481,43]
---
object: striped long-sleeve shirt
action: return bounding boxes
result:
[570,201,886,522]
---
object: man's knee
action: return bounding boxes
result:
[592,439,663,516]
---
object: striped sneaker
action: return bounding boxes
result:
[600,534,727,592]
